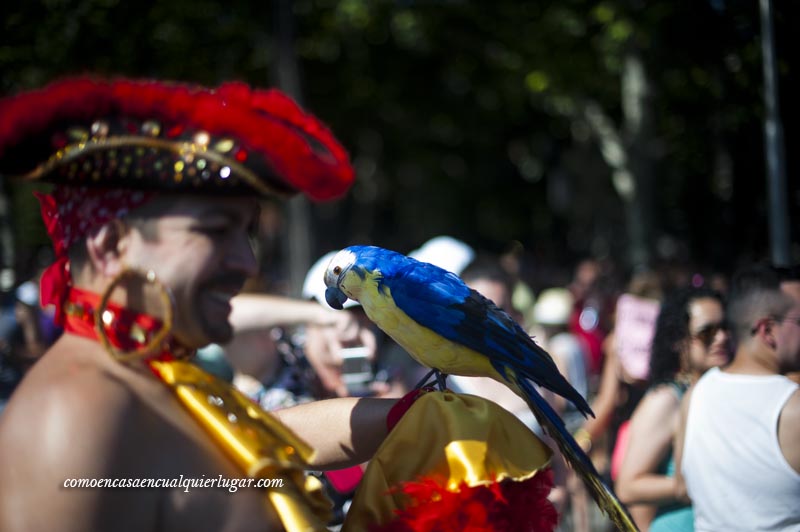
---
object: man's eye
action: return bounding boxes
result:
[200,226,229,236]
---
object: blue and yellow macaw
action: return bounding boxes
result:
[324,245,637,532]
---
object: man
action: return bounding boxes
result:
[775,265,800,385]
[674,263,800,531]
[0,77,395,531]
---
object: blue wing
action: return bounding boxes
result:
[385,259,592,417]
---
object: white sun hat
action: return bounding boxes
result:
[533,287,574,326]
[408,236,475,276]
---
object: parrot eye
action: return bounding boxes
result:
[333,266,342,275]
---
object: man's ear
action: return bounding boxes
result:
[85,220,130,278]
[754,318,778,350]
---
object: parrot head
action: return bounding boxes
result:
[324,248,359,309]
[323,245,406,309]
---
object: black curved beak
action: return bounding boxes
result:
[325,286,349,310]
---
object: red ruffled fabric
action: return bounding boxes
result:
[370,470,558,532]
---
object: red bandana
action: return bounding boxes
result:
[36,186,154,324]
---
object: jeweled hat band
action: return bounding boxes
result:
[28,117,292,198]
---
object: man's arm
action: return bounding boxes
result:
[274,397,396,469]
[778,388,800,474]
[230,294,355,333]
[229,294,378,397]
[672,385,693,504]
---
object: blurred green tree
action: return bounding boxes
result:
[0,0,795,286]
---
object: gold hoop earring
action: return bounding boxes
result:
[96,268,175,364]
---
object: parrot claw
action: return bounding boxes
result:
[436,371,449,391]
[413,368,438,390]
[413,368,449,391]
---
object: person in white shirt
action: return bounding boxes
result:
[674,263,800,532]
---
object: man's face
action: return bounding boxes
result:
[781,280,800,304]
[123,195,259,349]
[303,308,378,397]
[467,278,525,325]
[468,279,511,313]
[775,285,800,373]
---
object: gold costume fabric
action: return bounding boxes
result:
[151,360,333,532]
[343,391,554,531]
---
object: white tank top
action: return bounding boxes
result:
[683,367,800,531]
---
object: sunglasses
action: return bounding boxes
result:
[751,315,800,335]
[776,315,800,328]
[692,321,729,347]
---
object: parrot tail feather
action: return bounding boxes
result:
[515,377,639,532]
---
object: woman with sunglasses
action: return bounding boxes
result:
[615,286,730,531]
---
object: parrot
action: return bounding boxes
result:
[323,245,638,532]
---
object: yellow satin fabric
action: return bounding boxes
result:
[343,391,552,531]
[150,360,332,532]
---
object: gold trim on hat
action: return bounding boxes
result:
[20,136,292,199]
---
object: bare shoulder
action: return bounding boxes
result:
[0,342,161,531]
[0,346,147,458]
[0,338,284,532]
[625,385,682,455]
[778,388,800,474]
[633,384,681,422]
[782,387,800,415]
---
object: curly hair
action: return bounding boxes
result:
[648,286,723,386]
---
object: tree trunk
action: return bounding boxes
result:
[581,46,656,271]
[273,0,312,296]
[622,48,657,270]
[0,177,15,292]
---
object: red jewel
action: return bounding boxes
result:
[235,148,248,163]
[167,125,184,138]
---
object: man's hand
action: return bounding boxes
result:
[304,311,377,397]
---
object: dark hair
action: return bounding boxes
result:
[727,263,792,344]
[67,206,161,280]
[648,286,723,385]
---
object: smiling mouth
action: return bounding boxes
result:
[205,290,237,309]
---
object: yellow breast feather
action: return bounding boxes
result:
[356,276,500,381]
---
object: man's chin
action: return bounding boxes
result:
[200,317,235,347]
[208,327,234,346]
[172,322,234,350]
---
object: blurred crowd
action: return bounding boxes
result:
[1,233,798,531]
